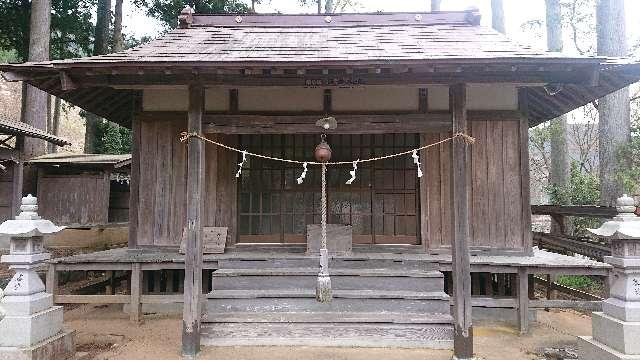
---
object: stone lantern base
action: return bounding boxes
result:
[0,329,76,360]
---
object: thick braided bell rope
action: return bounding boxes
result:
[320,164,327,250]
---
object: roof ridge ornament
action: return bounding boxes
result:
[178,5,195,29]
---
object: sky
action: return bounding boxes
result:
[122,0,640,54]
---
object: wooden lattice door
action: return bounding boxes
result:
[237,134,420,245]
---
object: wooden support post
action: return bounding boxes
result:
[518,267,529,335]
[182,83,205,357]
[46,263,57,297]
[130,263,142,323]
[105,270,115,295]
[450,83,473,359]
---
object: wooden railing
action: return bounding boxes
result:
[531,205,616,261]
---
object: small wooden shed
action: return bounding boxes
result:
[28,153,131,226]
[0,114,71,223]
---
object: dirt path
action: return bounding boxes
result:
[64,305,591,360]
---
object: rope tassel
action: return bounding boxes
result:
[345,160,359,185]
[411,150,423,178]
[296,162,308,184]
[235,150,248,178]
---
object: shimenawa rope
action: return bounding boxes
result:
[179,131,475,166]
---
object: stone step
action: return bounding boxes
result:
[206,290,450,314]
[211,267,443,292]
[201,322,454,349]
[205,311,453,324]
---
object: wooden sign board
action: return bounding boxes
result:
[180,226,227,254]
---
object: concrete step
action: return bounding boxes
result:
[206,290,450,314]
[201,322,454,349]
[211,267,443,292]
[205,311,453,324]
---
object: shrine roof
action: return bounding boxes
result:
[0,113,71,147]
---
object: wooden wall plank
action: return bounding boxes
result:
[470,121,489,247]
[439,133,452,249]
[171,118,188,247]
[487,121,506,247]
[154,117,173,245]
[503,120,523,249]
[137,118,157,245]
[424,133,443,251]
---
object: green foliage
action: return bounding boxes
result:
[133,0,250,29]
[547,162,601,236]
[0,0,95,62]
[0,48,19,62]
[94,119,132,155]
[556,275,599,291]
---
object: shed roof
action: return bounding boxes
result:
[1,11,639,128]
[0,113,71,147]
[28,153,131,169]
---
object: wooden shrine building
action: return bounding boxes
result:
[2,9,640,358]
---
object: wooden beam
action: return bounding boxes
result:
[201,113,451,134]
[450,83,474,359]
[182,82,205,357]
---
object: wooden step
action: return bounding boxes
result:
[205,311,453,324]
[206,290,450,314]
[211,268,444,292]
[207,289,448,300]
[201,322,454,349]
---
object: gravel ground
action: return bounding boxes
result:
[64,305,592,360]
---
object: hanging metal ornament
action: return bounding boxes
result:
[411,149,423,178]
[314,134,332,303]
[345,160,359,185]
[235,150,248,178]
[296,162,308,184]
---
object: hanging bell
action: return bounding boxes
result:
[314,135,332,163]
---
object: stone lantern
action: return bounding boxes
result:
[0,195,75,359]
[579,194,640,360]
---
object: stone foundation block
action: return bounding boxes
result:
[578,336,640,360]
[603,298,640,322]
[0,306,64,347]
[1,293,53,316]
[592,312,640,355]
[0,329,75,360]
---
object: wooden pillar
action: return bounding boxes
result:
[182,83,205,357]
[517,267,529,334]
[449,83,473,359]
[130,263,142,323]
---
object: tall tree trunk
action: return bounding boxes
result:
[47,97,61,153]
[113,0,124,52]
[85,0,111,153]
[431,0,441,11]
[597,0,630,205]
[491,0,506,34]
[546,0,570,214]
[317,0,322,14]
[22,0,51,159]
[324,0,333,13]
